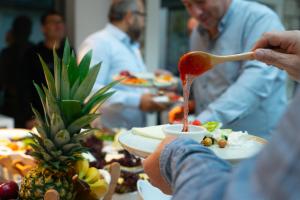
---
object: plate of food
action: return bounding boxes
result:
[114,71,178,88]
[118,122,267,163]
[0,129,31,140]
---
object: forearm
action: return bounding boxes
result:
[160,138,232,199]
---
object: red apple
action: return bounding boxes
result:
[0,181,19,199]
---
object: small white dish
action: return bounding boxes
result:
[112,191,138,200]
[162,124,207,142]
[137,180,171,200]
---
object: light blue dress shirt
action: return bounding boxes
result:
[160,85,300,200]
[190,0,287,137]
[78,24,148,128]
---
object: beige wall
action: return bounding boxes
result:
[67,0,110,49]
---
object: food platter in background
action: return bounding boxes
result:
[113,71,178,89]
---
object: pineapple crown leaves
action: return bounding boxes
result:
[30,39,119,171]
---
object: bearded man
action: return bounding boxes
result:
[78,0,167,128]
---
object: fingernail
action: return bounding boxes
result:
[255,49,265,59]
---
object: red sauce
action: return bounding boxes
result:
[178,52,212,85]
[178,52,212,132]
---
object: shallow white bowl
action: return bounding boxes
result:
[162,124,207,142]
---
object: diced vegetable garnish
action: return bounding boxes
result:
[202,121,222,132]
[192,120,202,126]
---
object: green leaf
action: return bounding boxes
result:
[38,54,56,98]
[70,78,80,98]
[29,152,43,160]
[67,114,100,134]
[78,49,93,82]
[68,51,79,87]
[63,39,71,66]
[31,106,48,138]
[82,91,115,114]
[60,100,82,126]
[33,83,49,126]
[91,92,115,114]
[54,129,71,146]
[73,63,101,101]
[61,63,70,100]
[43,85,60,119]
[44,139,56,151]
[53,49,61,100]
[62,143,81,153]
[67,146,89,155]
[73,129,98,141]
[82,79,119,113]
[50,113,65,137]
[94,79,120,96]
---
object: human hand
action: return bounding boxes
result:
[252,31,300,81]
[139,93,168,112]
[25,119,36,129]
[143,136,177,194]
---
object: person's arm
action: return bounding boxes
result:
[197,12,285,124]
[158,89,300,200]
[160,138,232,199]
[78,40,166,111]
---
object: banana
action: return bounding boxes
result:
[76,159,89,179]
[91,186,108,198]
[84,167,100,183]
[90,179,108,198]
[89,179,107,188]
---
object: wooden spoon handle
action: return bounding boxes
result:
[103,162,121,200]
[44,189,60,200]
[213,52,254,65]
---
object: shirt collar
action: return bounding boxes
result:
[105,23,138,47]
[218,0,237,33]
[196,0,237,38]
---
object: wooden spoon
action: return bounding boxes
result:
[103,162,121,200]
[178,51,254,79]
[187,51,254,65]
[44,189,60,200]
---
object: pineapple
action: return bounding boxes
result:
[19,40,118,199]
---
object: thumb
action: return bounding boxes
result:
[254,48,293,69]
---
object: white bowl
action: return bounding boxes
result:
[162,124,207,142]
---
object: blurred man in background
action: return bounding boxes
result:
[78,0,167,129]
[0,16,33,127]
[182,0,287,138]
[23,10,67,128]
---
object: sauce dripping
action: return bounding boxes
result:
[178,52,212,132]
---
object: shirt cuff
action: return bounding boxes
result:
[159,138,202,185]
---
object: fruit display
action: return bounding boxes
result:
[82,134,146,195]
[18,40,117,199]
[75,159,108,199]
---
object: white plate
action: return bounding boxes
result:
[132,72,155,80]
[0,129,31,139]
[119,130,266,163]
[137,180,171,200]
